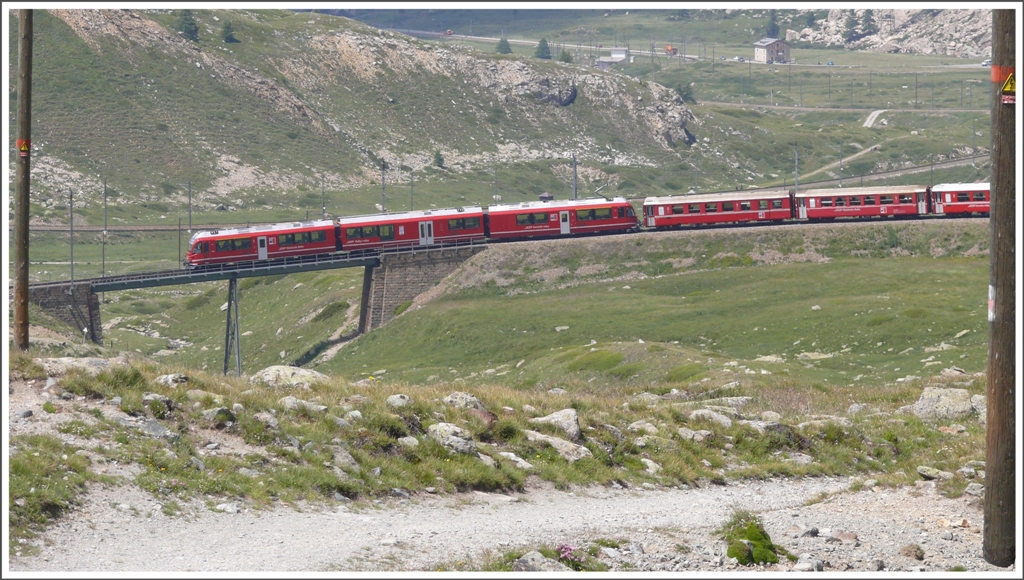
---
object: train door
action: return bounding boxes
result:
[418,221,434,245]
[257,236,268,260]
[797,197,808,219]
[559,211,570,235]
[932,190,945,214]
[917,193,927,214]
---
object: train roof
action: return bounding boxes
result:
[337,206,483,226]
[189,219,335,242]
[797,185,927,197]
[643,189,791,205]
[930,182,990,192]
[486,197,629,213]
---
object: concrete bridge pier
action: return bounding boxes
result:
[27,283,103,345]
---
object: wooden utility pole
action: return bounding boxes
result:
[14,10,33,351]
[983,8,1015,569]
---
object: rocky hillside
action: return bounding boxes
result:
[787,9,991,58]
[11,9,695,215]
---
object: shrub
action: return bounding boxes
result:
[666,364,707,382]
[720,510,789,566]
[313,300,349,323]
[393,300,413,316]
[607,363,643,379]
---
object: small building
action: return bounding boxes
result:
[596,47,629,69]
[753,38,790,64]
[538,192,554,202]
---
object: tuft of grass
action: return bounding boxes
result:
[719,509,792,566]
[393,300,413,317]
[666,364,707,383]
[313,300,350,323]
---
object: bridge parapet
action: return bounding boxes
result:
[27,283,102,344]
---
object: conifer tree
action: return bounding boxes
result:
[496,37,512,54]
[221,21,238,43]
[535,38,552,59]
[558,49,572,63]
[176,9,199,42]
[766,10,780,38]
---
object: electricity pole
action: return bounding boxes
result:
[983,8,1015,568]
[572,152,578,199]
[321,177,326,218]
[14,9,33,351]
[381,159,386,212]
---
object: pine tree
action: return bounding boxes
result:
[677,82,696,104]
[433,150,444,168]
[176,9,199,42]
[221,21,238,43]
[496,37,512,54]
[861,10,878,36]
[805,11,816,27]
[558,49,573,63]
[766,10,780,38]
[535,38,551,59]
[843,11,859,42]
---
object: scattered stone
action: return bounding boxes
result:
[640,458,662,474]
[761,411,782,422]
[512,550,571,572]
[602,424,625,441]
[155,373,189,387]
[627,420,659,434]
[185,389,223,404]
[397,436,419,448]
[138,419,175,440]
[970,394,987,418]
[940,531,954,540]
[689,409,732,429]
[547,387,567,395]
[634,435,676,449]
[940,366,967,377]
[917,465,954,480]
[14,410,33,419]
[830,530,858,544]
[501,406,515,415]
[201,407,236,427]
[898,387,974,420]
[869,559,886,571]
[794,553,824,571]
[248,366,328,389]
[253,412,278,430]
[800,527,819,538]
[497,452,534,470]
[427,423,477,455]
[386,394,411,408]
[190,456,206,471]
[35,356,128,377]
[964,483,984,496]
[330,447,360,471]
[331,416,350,429]
[848,403,867,414]
[477,453,496,468]
[522,404,537,414]
[523,430,593,463]
[232,403,244,415]
[528,408,582,441]
[784,453,814,466]
[442,391,485,411]
[215,502,240,514]
[938,424,967,435]
[344,410,362,422]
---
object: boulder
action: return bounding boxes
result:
[917,465,954,480]
[627,420,659,434]
[442,391,485,411]
[185,389,223,405]
[201,407,236,427]
[427,423,477,454]
[523,430,593,463]
[497,452,534,470]
[689,409,732,429]
[155,373,188,387]
[640,458,662,474]
[898,388,974,420]
[386,394,411,408]
[253,412,278,429]
[249,366,328,389]
[512,551,571,572]
[528,408,583,441]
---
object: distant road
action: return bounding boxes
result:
[695,100,988,114]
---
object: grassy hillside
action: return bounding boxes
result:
[8,9,991,237]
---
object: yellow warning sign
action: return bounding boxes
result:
[20,142,29,151]
[1002,73,1015,94]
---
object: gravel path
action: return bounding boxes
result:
[8,472,1011,573]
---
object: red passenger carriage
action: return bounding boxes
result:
[485,197,637,240]
[642,190,791,228]
[794,185,928,220]
[338,207,485,251]
[928,183,990,216]
[185,219,339,266]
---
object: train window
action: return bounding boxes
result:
[850,197,862,206]
[575,209,596,221]
[233,238,251,250]
[705,203,718,213]
[863,196,875,205]
[758,200,769,210]
[379,225,394,240]
[278,233,294,245]
[898,194,913,204]
[672,205,684,215]
[820,198,833,207]
[689,204,701,214]
[626,206,635,217]
[448,218,462,230]
[972,192,986,201]
[957,193,970,202]
[311,230,326,243]
[465,217,480,229]
[295,232,310,244]
[740,201,751,211]
[362,226,379,238]
[594,208,612,220]
[771,199,783,209]
[722,202,734,211]
[835,197,846,207]
[880,196,894,205]
[345,227,361,239]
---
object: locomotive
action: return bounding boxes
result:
[184,183,987,268]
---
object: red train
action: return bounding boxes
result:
[185,197,637,266]
[642,182,989,229]
[184,182,987,267]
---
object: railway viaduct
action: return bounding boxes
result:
[23,244,486,373]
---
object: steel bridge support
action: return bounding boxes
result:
[223,277,242,376]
